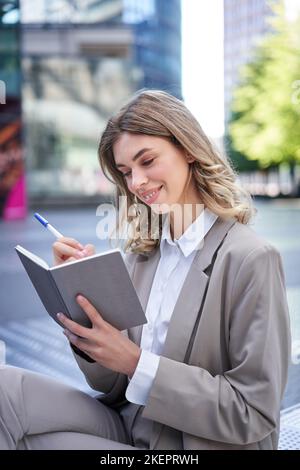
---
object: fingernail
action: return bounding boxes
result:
[77,295,84,302]
[57,312,63,319]
[82,249,88,256]
[78,243,84,250]
[77,251,84,258]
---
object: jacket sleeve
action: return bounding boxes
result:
[70,345,128,405]
[142,245,291,445]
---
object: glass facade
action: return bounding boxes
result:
[224,0,274,126]
[0,0,181,205]
[20,0,182,96]
[133,0,181,96]
[0,0,26,219]
[23,55,139,198]
[21,0,156,25]
[21,0,123,24]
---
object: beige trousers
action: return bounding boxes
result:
[0,365,142,450]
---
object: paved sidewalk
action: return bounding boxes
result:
[279,404,300,450]
[0,207,107,393]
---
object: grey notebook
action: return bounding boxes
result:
[15,245,146,336]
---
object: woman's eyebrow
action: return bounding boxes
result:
[116,148,153,168]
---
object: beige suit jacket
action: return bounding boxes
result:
[73,217,291,450]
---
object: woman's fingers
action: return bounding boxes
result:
[52,238,95,266]
[57,313,91,338]
[63,330,94,356]
[57,237,84,250]
[83,244,96,256]
[53,241,85,261]
[76,295,105,326]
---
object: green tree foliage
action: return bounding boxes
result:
[228,2,300,172]
[224,130,259,173]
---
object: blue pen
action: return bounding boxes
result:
[34,213,63,238]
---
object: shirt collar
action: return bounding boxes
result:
[160,208,218,258]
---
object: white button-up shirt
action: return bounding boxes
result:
[125,208,218,405]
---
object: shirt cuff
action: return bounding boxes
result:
[125,349,160,406]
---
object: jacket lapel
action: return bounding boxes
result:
[161,217,236,362]
[149,216,236,449]
[126,217,237,449]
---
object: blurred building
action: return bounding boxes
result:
[0,0,26,220]
[224,0,274,127]
[0,0,181,212]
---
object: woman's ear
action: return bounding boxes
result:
[186,153,195,163]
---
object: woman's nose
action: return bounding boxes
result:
[130,169,148,192]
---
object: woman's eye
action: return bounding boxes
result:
[142,159,154,166]
[121,159,154,178]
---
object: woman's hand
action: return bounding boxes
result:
[52,237,95,266]
[57,295,141,378]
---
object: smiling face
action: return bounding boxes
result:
[113,132,200,213]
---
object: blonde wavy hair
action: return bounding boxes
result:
[98,89,255,254]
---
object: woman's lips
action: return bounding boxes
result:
[140,185,163,204]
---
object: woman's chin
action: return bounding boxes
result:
[150,201,171,214]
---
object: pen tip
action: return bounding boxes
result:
[34,213,48,227]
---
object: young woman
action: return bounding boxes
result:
[0,90,291,450]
